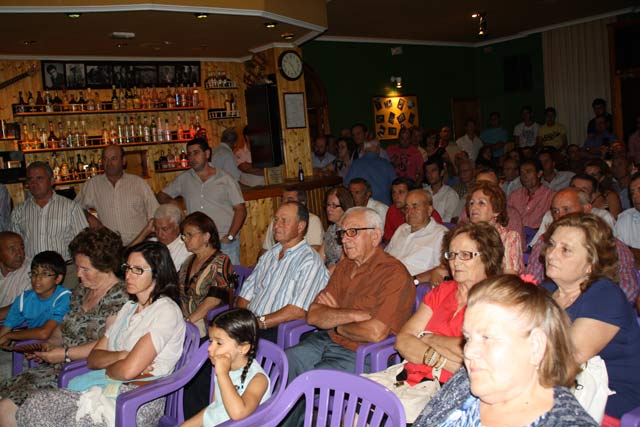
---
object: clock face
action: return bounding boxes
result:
[279,51,303,81]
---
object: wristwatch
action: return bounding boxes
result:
[63,347,71,363]
[258,315,267,329]
[227,234,234,241]
[413,275,420,286]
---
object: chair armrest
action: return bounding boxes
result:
[371,341,402,373]
[355,336,396,374]
[12,339,45,376]
[58,359,90,387]
[280,321,317,349]
[622,406,640,427]
[276,319,310,349]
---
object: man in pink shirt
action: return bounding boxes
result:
[507,159,554,229]
[387,127,424,184]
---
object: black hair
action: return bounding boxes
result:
[210,308,259,385]
[31,251,66,281]
[391,177,417,191]
[631,171,640,185]
[521,105,533,114]
[592,98,606,108]
[125,241,180,305]
[351,123,368,133]
[280,201,309,235]
[520,158,543,173]
[425,155,445,173]
[186,138,210,154]
[283,186,307,204]
[180,212,221,250]
[571,173,599,194]
[544,107,557,115]
[348,177,372,194]
[27,161,53,179]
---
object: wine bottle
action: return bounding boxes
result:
[47,121,57,148]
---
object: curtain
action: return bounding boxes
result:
[542,17,615,147]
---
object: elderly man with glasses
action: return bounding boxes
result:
[282,206,415,427]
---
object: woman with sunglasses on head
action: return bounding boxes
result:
[16,241,186,427]
[366,222,504,423]
[178,212,233,337]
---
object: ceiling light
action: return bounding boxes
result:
[472,12,487,38]
[281,33,294,40]
[23,40,36,46]
[390,76,402,89]
[66,13,81,18]
[264,22,277,29]
[116,42,127,48]
[471,13,479,18]
[195,13,208,19]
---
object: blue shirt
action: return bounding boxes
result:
[583,131,618,150]
[4,284,71,329]
[480,127,508,158]
[312,152,336,169]
[542,278,640,418]
[344,152,396,205]
[239,240,329,316]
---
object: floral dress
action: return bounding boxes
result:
[0,282,128,405]
[323,223,342,267]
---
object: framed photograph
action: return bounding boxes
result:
[112,65,135,88]
[158,65,175,86]
[42,62,65,90]
[175,64,200,86]
[134,65,158,87]
[283,92,306,129]
[371,95,419,140]
[86,64,113,88]
[65,63,86,89]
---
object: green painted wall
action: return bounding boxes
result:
[302,34,545,137]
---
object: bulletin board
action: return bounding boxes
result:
[372,95,419,140]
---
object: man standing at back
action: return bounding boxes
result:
[210,127,242,181]
[76,145,158,246]
[345,139,396,205]
[157,138,246,264]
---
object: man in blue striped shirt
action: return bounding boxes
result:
[237,201,329,343]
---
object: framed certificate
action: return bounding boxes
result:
[283,92,306,129]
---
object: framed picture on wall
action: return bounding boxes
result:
[42,62,65,90]
[284,92,306,129]
[372,95,419,140]
[86,63,113,88]
[65,63,86,89]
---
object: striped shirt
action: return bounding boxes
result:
[240,239,329,316]
[0,260,31,308]
[76,173,159,245]
[11,193,88,260]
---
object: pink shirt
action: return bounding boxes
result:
[507,185,555,229]
[497,224,523,273]
[387,145,424,181]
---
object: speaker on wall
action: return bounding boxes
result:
[244,84,283,168]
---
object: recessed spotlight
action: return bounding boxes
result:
[471,13,479,18]
[116,42,127,48]
[195,13,208,19]
[264,22,277,29]
[281,33,294,40]
[66,13,81,19]
[23,40,36,46]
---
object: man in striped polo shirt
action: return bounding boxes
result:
[237,201,329,343]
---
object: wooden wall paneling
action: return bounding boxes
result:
[240,196,277,265]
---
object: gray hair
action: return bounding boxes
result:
[154,203,183,225]
[343,206,384,231]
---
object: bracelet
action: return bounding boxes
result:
[422,347,432,366]
[435,354,448,369]
[427,349,440,367]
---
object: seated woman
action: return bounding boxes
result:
[467,181,523,274]
[367,222,503,423]
[0,251,70,347]
[16,241,186,427]
[319,187,355,272]
[333,137,357,179]
[584,159,622,219]
[413,275,598,427]
[541,213,640,423]
[0,228,128,427]
[179,212,233,337]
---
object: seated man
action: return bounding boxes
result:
[348,178,388,229]
[128,203,190,271]
[538,147,574,192]
[507,159,554,229]
[423,156,460,223]
[311,135,336,176]
[285,207,415,411]
[384,177,417,243]
[615,172,640,269]
[238,201,329,343]
[0,232,30,321]
[259,187,323,257]
[526,187,638,303]
[385,189,447,280]
[0,251,70,347]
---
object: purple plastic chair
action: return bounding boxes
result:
[204,265,254,325]
[217,369,405,427]
[59,322,200,427]
[12,338,44,376]
[524,226,538,248]
[443,222,456,230]
[621,316,640,426]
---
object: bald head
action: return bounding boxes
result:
[550,187,591,221]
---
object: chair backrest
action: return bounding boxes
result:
[414,283,431,312]
[225,369,405,427]
[524,226,538,247]
[232,265,254,296]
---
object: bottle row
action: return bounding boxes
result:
[19,114,206,151]
[14,84,201,114]
[50,152,103,183]
[204,70,238,90]
[155,147,189,170]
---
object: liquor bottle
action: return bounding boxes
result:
[51,153,61,182]
[159,150,168,169]
[70,157,78,180]
[164,118,171,141]
[102,121,110,144]
[53,91,62,112]
[176,114,184,140]
[173,147,180,167]
[116,117,124,144]
[224,94,231,115]
[175,85,182,107]
[167,149,175,168]
[133,87,141,110]
[47,121,57,148]
[69,92,78,112]
[129,116,136,142]
[88,155,98,177]
[73,121,81,147]
[150,116,157,142]
[229,93,236,116]
[142,116,150,142]
[180,149,188,168]
[111,85,119,110]
[44,91,53,112]
[30,123,38,145]
[166,87,175,109]
[192,83,199,107]
[78,91,87,110]
[82,155,89,176]
[298,162,304,182]
[35,91,44,112]
[38,127,47,149]
[125,87,133,110]
[65,121,73,147]
[151,87,159,108]
[94,90,102,111]
[17,91,26,113]
[76,154,84,179]
[122,116,130,143]
[156,116,164,142]
[109,120,117,144]
[27,91,35,112]
[57,122,65,147]
[60,154,70,181]
[61,90,70,111]
[81,121,88,146]
[86,88,95,111]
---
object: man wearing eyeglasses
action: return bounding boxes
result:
[283,207,415,426]
[238,202,329,343]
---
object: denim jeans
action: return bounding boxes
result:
[220,239,240,265]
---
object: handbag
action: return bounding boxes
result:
[573,355,612,423]
[362,362,442,423]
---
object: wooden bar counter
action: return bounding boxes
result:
[239,175,341,265]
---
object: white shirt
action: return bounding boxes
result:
[530,207,617,247]
[385,220,447,276]
[615,208,640,249]
[514,122,540,148]
[455,134,482,162]
[262,213,324,250]
[166,236,190,271]
[210,143,241,181]
[541,170,575,192]
[367,198,389,229]
[503,178,522,197]
[424,184,460,223]
[0,260,31,308]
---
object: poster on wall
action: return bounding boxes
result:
[372,95,419,140]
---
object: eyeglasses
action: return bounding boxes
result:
[326,203,342,209]
[121,263,152,275]
[335,227,375,241]
[28,271,57,279]
[181,231,203,240]
[443,251,480,261]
